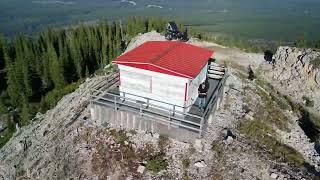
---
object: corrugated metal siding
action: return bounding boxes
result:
[152,76,185,100]
[118,65,188,111]
[120,70,151,93]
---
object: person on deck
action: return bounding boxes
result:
[198,82,208,110]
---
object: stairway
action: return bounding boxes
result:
[207,62,226,80]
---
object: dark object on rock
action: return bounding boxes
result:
[315,141,320,155]
[165,22,189,41]
[43,130,49,137]
[248,65,255,80]
[222,128,236,140]
[264,50,273,63]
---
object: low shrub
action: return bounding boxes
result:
[146,153,168,173]
[302,96,314,107]
[39,82,80,113]
[110,129,129,146]
[0,130,14,148]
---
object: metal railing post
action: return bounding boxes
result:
[173,105,175,116]
[122,92,125,102]
[146,98,150,108]
[114,96,117,111]
[140,108,143,116]
[199,117,205,138]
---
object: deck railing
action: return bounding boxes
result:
[89,69,228,137]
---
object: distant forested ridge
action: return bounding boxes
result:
[0,17,166,136]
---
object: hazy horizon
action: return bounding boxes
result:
[0,0,320,42]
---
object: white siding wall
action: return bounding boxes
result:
[187,64,208,109]
[118,64,208,112]
[118,65,188,111]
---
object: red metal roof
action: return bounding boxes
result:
[113,41,213,79]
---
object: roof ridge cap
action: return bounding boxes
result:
[149,41,182,64]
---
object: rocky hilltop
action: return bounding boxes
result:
[0,32,320,179]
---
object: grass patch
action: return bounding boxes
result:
[283,94,320,132]
[146,152,168,174]
[110,129,129,146]
[299,107,320,130]
[136,143,155,160]
[238,76,306,167]
[310,56,320,69]
[283,95,300,113]
[307,111,320,130]
[191,31,273,53]
[302,96,314,108]
[211,140,223,156]
[269,92,291,110]
[128,129,137,135]
[252,76,291,131]
[182,158,190,169]
[234,70,248,81]
[158,135,170,153]
[253,89,289,131]
[239,120,305,167]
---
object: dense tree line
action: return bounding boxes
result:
[0,17,166,127]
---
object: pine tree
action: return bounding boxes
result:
[19,95,31,125]
[100,22,108,68]
[0,17,170,129]
[0,34,7,92]
[47,43,65,89]
[0,34,4,70]
[107,24,114,62]
[6,63,20,107]
[67,31,82,79]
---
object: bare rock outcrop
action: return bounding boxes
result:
[264,46,320,112]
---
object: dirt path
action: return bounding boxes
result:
[191,40,264,69]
